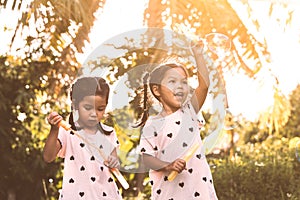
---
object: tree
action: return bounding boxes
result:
[281,84,300,138]
[144,0,295,137]
[0,0,106,199]
[1,0,297,199]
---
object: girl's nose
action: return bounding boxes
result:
[90,110,97,117]
[177,82,183,89]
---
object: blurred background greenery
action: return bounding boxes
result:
[0,0,299,199]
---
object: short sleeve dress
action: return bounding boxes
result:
[139,101,218,200]
[57,123,122,200]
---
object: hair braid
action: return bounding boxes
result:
[133,73,150,128]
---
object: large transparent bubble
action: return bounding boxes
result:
[77,28,230,174]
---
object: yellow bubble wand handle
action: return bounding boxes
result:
[167,142,200,181]
[58,120,129,189]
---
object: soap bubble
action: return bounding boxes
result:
[79,28,229,173]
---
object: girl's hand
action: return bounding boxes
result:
[104,155,120,169]
[47,112,63,128]
[164,158,186,173]
[190,40,205,56]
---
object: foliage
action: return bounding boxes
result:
[0,0,298,199]
[145,0,273,77]
[0,55,64,199]
[211,136,300,200]
[258,80,291,136]
[281,84,300,138]
[0,0,106,199]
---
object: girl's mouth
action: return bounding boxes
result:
[88,119,98,124]
[174,92,184,97]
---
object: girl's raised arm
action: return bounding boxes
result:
[190,43,210,113]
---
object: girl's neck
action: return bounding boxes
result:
[83,128,98,135]
[77,121,98,135]
[159,107,180,117]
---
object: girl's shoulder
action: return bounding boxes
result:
[182,100,197,115]
[150,114,164,121]
[100,122,114,130]
[98,123,119,145]
[100,122,115,133]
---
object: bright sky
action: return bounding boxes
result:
[80,0,300,121]
[227,0,300,120]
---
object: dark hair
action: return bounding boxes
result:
[134,63,188,127]
[69,77,112,135]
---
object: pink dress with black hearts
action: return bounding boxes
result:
[139,101,218,200]
[57,123,122,200]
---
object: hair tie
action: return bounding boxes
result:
[94,77,101,91]
[143,72,149,85]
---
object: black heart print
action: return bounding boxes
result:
[108,177,113,182]
[167,133,173,138]
[179,182,184,187]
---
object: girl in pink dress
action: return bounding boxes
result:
[43,77,122,200]
[138,43,218,199]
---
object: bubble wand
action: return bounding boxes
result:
[58,120,129,190]
[167,142,200,181]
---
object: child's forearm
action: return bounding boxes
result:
[43,127,61,163]
[190,45,210,112]
[142,154,170,172]
[195,52,210,89]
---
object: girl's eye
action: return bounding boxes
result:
[98,108,105,112]
[169,79,176,83]
[97,107,106,112]
[84,106,93,110]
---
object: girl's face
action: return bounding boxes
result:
[77,95,107,130]
[156,67,189,111]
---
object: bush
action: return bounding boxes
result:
[210,137,300,200]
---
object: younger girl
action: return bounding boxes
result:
[43,77,122,200]
[138,44,218,199]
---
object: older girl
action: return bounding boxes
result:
[138,44,218,199]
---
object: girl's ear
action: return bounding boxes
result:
[152,85,161,97]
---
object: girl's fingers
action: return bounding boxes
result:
[112,159,120,168]
[104,156,120,168]
[104,160,108,166]
[172,159,186,173]
[47,112,62,126]
[52,116,62,124]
